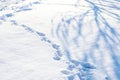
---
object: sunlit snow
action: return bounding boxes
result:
[0,0,120,80]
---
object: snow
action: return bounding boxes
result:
[0,0,68,80]
[0,19,67,80]
[0,0,120,80]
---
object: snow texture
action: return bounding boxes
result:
[0,0,120,80]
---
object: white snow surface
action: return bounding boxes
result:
[0,0,120,80]
[0,0,70,80]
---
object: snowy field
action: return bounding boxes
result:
[0,0,120,80]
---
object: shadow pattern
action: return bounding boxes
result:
[53,0,120,80]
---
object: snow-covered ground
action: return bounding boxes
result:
[0,0,120,80]
[0,0,69,80]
